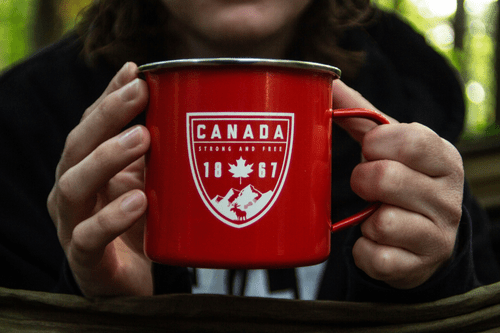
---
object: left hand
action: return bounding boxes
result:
[333,80,464,289]
[47,63,153,297]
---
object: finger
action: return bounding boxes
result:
[105,157,147,201]
[81,62,139,121]
[69,190,147,267]
[361,122,463,178]
[57,126,150,227]
[331,80,398,142]
[352,236,438,289]
[332,80,380,110]
[58,70,148,176]
[359,204,455,258]
[351,159,463,224]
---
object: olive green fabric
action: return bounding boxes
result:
[1,283,500,332]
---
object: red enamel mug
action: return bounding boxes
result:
[139,58,389,268]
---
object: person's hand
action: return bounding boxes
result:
[333,80,464,289]
[47,62,153,297]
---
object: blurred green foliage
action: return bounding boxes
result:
[0,0,90,70]
[0,1,36,70]
[1,0,499,138]
[372,0,500,138]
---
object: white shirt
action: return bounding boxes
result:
[190,262,327,300]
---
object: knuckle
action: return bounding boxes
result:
[94,211,112,235]
[90,139,123,172]
[398,123,437,163]
[446,142,465,179]
[61,128,80,164]
[451,203,463,223]
[445,198,463,223]
[437,242,454,264]
[93,96,116,125]
[47,188,55,209]
[352,160,397,201]
[90,144,109,166]
[365,207,396,240]
[370,250,398,280]
[80,105,94,122]
[71,213,111,255]
[64,128,78,151]
[370,161,401,200]
[423,222,458,267]
[46,189,58,221]
[426,235,455,270]
[434,184,463,227]
[56,172,78,203]
[442,216,461,248]
[71,226,94,256]
[455,161,465,181]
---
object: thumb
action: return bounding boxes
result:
[332,80,397,143]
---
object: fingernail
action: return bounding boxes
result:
[120,62,132,73]
[121,192,145,213]
[116,62,133,86]
[119,78,140,102]
[118,126,142,149]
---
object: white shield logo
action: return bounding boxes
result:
[187,112,294,228]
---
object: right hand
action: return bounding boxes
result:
[47,62,153,297]
[332,80,463,290]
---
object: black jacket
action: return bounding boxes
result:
[0,11,498,301]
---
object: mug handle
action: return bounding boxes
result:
[329,108,391,232]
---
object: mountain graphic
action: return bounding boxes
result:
[211,185,273,223]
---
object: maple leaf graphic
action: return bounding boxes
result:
[228,157,253,185]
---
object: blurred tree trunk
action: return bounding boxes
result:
[33,0,63,50]
[453,0,465,50]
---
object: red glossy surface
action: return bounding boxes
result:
[142,64,385,268]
